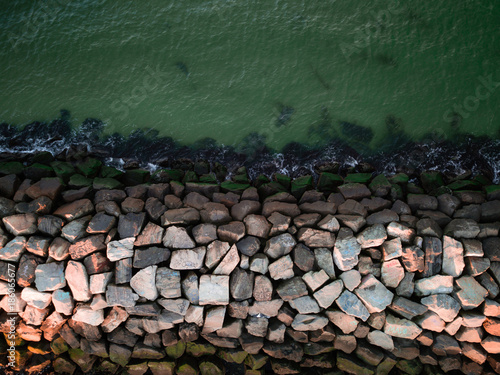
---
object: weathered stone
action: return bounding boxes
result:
[389,296,428,320]
[263,233,296,259]
[384,314,422,339]
[66,260,91,302]
[231,200,261,221]
[249,253,269,275]
[53,198,94,222]
[37,215,64,237]
[268,212,291,235]
[292,243,314,272]
[484,299,500,317]
[130,266,158,301]
[228,267,253,301]
[133,246,170,269]
[333,235,361,271]
[355,274,393,313]
[317,214,340,233]
[483,237,500,261]
[96,200,121,217]
[314,247,336,278]
[0,236,26,261]
[416,218,443,238]
[134,222,164,247]
[118,212,145,238]
[482,336,500,353]
[69,235,106,260]
[338,199,367,216]
[401,246,424,273]
[325,310,358,334]
[456,326,484,343]
[336,290,370,321]
[444,218,480,238]
[244,214,271,238]
[442,235,465,277]
[61,216,91,244]
[339,269,361,291]
[415,275,454,296]
[268,255,294,280]
[302,269,329,292]
[202,306,226,333]
[217,221,245,243]
[336,214,366,232]
[51,289,74,316]
[116,258,133,285]
[21,286,52,309]
[422,236,443,277]
[297,228,335,248]
[2,213,37,235]
[102,306,129,333]
[386,222,415,244]
[291,314,328,331]
[73,305,104,326]
[35,261,66,292]
[200,202,231,224]
[262,201,300,218]
[106,285,139,307]
[213,244,239,275]
[276,277,308,301]
[367,330,394,351]
[156,267,181,298]
[381,259,404,288]
[454,276,488,310]
[415,311,446,332]
[338,183,371,200]
[366,209,399,226]
[381,237,403,261]
[144,197,166,221]
[89,272,113,295]
[107,237,135,262]
[199,275,229,305]
[86,212,116,235]
[192,223,217,245]
[356,224,387,249]
[170,247,206,270]
[289,295,320,314]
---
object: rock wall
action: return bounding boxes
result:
[0,155,500,374]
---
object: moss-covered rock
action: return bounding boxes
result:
[199,360,225,375]
[244,353,268,370]
[273,173,291,190]
[389,173,409,185]
[369,174,391,197]
[336,352,374,375]
[220,181,251,194]
[420,170,444,192]
[100,165,124,179]
[123,169,150,186]
[291,175,313,199]
[395,359,423,375]
[50,161,75,181]
[68,348,97,373]
[199,174,218,184]
[183,171,199,184]
[126,361,149,375]
[68,174,93,188]
[390,184,404,201]
[0,161,24,175]
[152,168,184,183]
[93,177,123,190]
[27,340,51,355]
[485,184,500,200]
[148,360,176,375]
[254,174,270,188]
[186,342,216,357]
[165,340,186,359]
[257,181,287,199]
[317,172,343,193]
[217,348,248,364]
[212,162,228,181]
[97,359,120,374]
[31,151,54,164]
[375,356,397,375]
[24,163,54,180]
[407,183,424,194]
[53,356,77,375]
[176,358,199,375]
[446,179,481,191]
[344,173,373,184]
[76,157,102,177]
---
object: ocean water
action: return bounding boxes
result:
[1,0,499,154]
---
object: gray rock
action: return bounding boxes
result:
[333,236,362,271]
[163,226,196,249]
[156,267,181,298]
[199,275,229,305]
[414,275,454,296]
[291,314,329,331]
[106,285,139,307]
[107,237,135,262]
[356,224,387,249]
[0,236,26,261]
[355,274,393,313]
[170,247,206,270]
[263,233,296,259]
[442,235,465,277]
[336,290,370,321]
[444,219,480,239]
[130,266,158,301]
[35,262,66,292]
[421,294,461,322]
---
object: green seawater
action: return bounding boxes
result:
[0,0,499,151]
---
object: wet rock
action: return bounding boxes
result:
[338,183,371,200]
[35,261,66,291]
[2,213,37,235]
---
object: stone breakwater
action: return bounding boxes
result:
[0,154,500,375]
